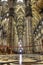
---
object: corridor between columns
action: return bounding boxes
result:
[0,0,43,65]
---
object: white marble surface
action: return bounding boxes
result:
[0,54,43,65]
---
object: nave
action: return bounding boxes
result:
[0,0,43,65]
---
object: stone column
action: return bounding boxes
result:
[37,39,41,52]
[25,17,29,53]
[35,40,39,52]
[25,16,32,53]
[13,22,18,51]
[40,37,43,52]
[23,31,27,53]
[0,6,2,45]
[7,0,14,47]
[7,17,12,47]
[0,29,2,45]
[28,16,32,53]
[35,39,41,53]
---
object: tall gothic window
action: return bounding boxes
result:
[17,0,23,2]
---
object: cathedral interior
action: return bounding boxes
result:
[0,0,43,65]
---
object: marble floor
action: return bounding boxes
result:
[0,54,43,65]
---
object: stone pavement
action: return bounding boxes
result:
[0,54,43,65]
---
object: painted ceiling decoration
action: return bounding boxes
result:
[37,0,43,9]
[15,4,25,14]
[31,0,43,31]
[14,2,25,40]
[0,0,43,33]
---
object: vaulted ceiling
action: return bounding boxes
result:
[0,0,43,31]
[31,0,43,30]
